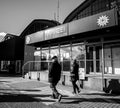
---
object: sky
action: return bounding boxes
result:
[0,0,85,36]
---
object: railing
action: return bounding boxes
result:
[22,60,85,79]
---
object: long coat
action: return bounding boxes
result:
[70,62,79,82]
[48,61,61,83]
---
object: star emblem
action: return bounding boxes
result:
[97,15,109,27]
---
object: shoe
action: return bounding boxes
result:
[49,96,55,99]
[77,90,81,94]
[72,91,76,94]
[49,94,56,99]
[57,94,62,102]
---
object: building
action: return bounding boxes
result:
[23,0,120,93]
[0,19,59,75]
[0,34,24,74]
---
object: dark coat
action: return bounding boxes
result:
[70,62,79,82]
[48,61,61,83]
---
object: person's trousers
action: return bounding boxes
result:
[50,81,59,98]
[72,80,79,93]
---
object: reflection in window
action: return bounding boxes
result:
[72,45,85,71]
[41,49,49,71]
[72,45,85,60]
[96,46,102,73]
[104,45,120,75]
[86,47,94,74]
[60,46,70,71]
[50,48,59,59]
[34,51,41,61]
[34,51,41,71]
[72,0,110,21]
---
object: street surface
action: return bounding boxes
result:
[0,74,120,108]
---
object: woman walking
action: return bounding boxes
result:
[70,59,81,94]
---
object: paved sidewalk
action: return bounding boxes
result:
[0,76,120,108]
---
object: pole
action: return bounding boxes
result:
[101,38,104,91]
[57,0,59,22]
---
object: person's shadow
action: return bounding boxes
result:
[103,79,120,95]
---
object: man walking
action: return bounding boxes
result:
[48,56,62,102]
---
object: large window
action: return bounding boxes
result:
[86,45,102,74]
[50,47,59,59]
[72,0,113,21]
[41,49,49,60]
[86,46,94,74]
[72,44,85,74]
[60,46,71,71]
[34,51,41,61]
[34,50,41,71]
[104,45,120,75]
[41,49,49,71]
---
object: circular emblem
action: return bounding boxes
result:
[26,36,30,44]
[97,15,109,27]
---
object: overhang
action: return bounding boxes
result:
[26,9,118,46]
[20,19,60,38]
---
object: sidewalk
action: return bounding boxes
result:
[0,76,120,108]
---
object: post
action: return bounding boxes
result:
[57,0,59,22]
[101,38,104,91]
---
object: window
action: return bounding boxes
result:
[86,46,94,74]
[72,44,85,73]
[50,47,59,59]
[96,46,102,73]
[104,45,120,75]
[60,46,71,72]
[72,0,111,21]
[41,49,49,71]
[86,45,102,74]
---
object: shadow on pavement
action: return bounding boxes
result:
[61,96,120,104]
[0,73,22,77]
[0,88,41,92]
[82,92,120,96]
[0,93,59,103]
[0,94,39,102]
[29,94,68,98]
[0,81,10,83]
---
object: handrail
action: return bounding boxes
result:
[22,60,86,80]
[22,60,72,77]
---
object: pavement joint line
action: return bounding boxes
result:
[101,98,116,103]
[0,78,40,84]
[5,103,12,108]
[1,82,24,94]
[2,82,11,88]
